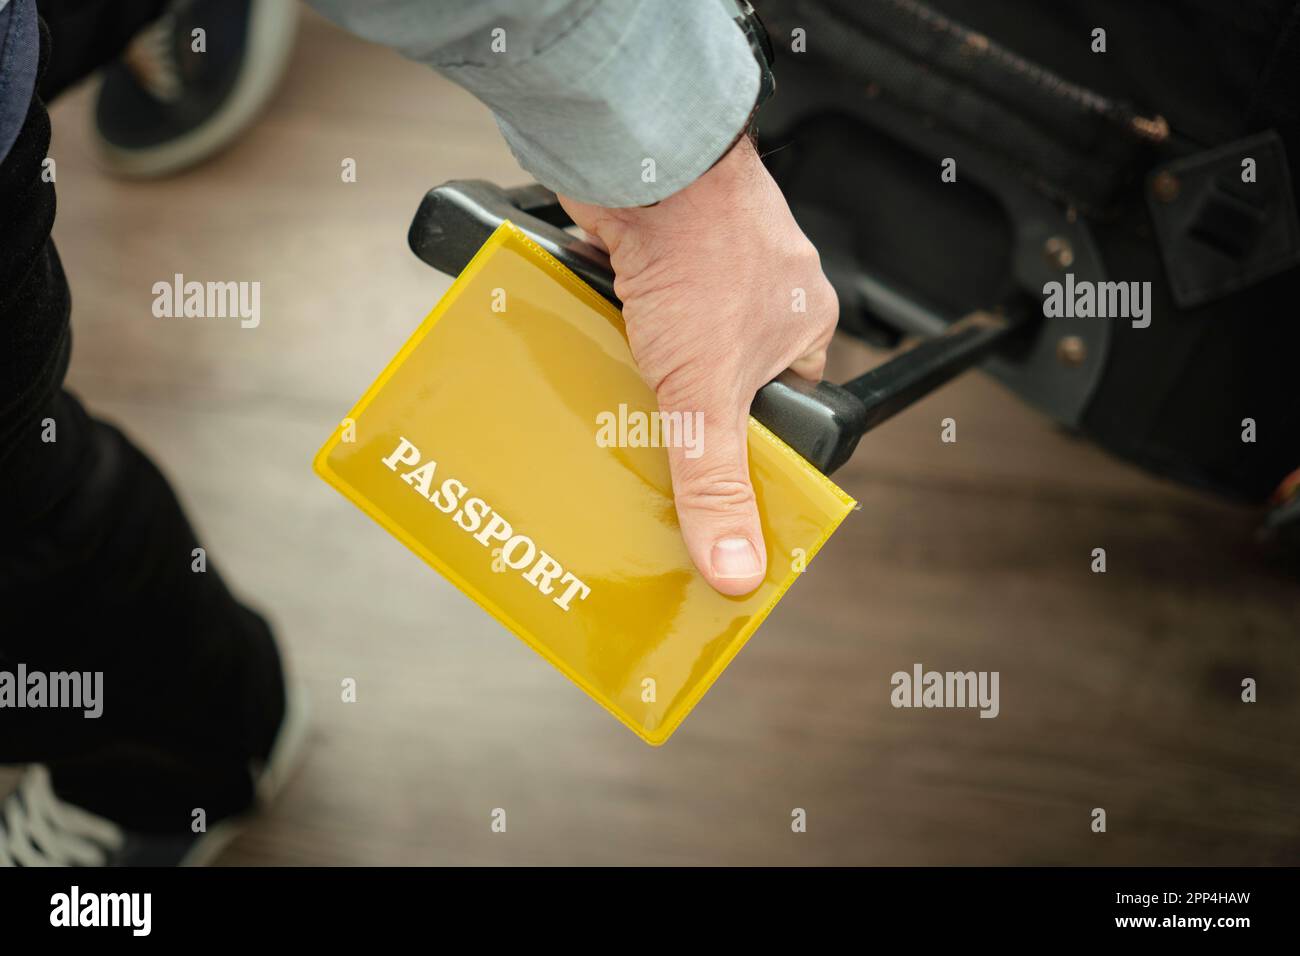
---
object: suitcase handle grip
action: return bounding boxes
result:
[408,181,1024,475]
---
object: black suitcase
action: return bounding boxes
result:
[756,0,1300,513]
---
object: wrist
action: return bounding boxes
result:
[601,135,761,233]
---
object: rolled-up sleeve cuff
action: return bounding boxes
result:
[435,0,760,207]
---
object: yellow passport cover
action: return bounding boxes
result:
[314,223,855,745]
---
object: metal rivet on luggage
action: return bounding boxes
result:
[1057,335,1087,367]
[1151,171,1180,203]
[1044,236,1074,270]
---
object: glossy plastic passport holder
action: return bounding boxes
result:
[313,222,856,745]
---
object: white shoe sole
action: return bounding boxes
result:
[95,0,299,178]
[179,679,311,867]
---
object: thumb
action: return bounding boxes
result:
[660,393,767,596]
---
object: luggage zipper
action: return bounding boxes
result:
[885,0,1173,147]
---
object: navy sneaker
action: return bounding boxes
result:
[93,0,298,177]
[0,682,310,867]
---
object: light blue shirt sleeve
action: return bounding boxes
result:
[307,0,760,207]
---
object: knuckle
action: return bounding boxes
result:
[674,470,757,517]
[785,240,838,323]
[654,362,732,412]
[612,252,679,307]
[817,274,839,325]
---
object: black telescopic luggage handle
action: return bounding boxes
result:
[408,181,1028,476]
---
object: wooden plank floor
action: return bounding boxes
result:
[8,10,1296,865]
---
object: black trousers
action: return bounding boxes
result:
[0,1,284,833]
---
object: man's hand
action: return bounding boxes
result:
[558,138,838,597]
